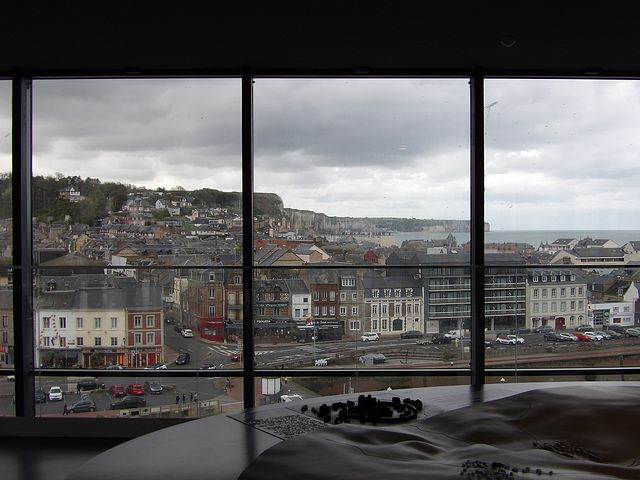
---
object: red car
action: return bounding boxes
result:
[127,383,145,395]
[572,332,592,341]
[109,384,126,397]
[231,353,244,362]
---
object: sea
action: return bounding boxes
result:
[392,230,640,248]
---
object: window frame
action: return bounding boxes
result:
[4,70,637,432]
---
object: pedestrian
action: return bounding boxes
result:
[63,403,68,415]
[176,393,179,405]
[182,393,186,404]
[190,392,193,403]
[193,392,197,403]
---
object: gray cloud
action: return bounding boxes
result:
[2,77,640,229]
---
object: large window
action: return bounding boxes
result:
[3,74,640,422]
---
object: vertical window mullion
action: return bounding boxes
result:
[242,71,255,408]
[470,69,485,388]
[12,74,34,417]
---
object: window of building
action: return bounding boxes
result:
[134,316,142,328]
[94,317,101,329]
[134,333,142,345]
[94,337,101,346]
[372,305,378,315]
[59,317,66,328]
[111,317,117,329]
[146,315,154,327]
[349,320,360,330]
[77,337,83,346]
[372,290,379,298]
[77,317,83,329]
[351,306,358,315]
[111,337,118,346]
[146,332,154,344]
[340,307,346,316]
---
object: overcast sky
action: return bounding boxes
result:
[1,77,640,231]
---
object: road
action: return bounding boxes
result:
[2,329,638,416]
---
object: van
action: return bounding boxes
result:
[602,324,626,334]
[445,330,464,340]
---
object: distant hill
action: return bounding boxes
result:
[7,173,487,232]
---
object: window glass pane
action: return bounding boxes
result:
[32,78,242,267]
[253,79,470,388]
[484,79,640,378]
[30,78,242,399]
[484,79,640,252]
[485,266,638,377]
[0,80,12,415]
[254,78,470,249]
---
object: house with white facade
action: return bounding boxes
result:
[526,270,589,331]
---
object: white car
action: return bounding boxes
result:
[48,386,63,401]
[181,328,194,338]
[361,332,379,342]
[584,331,603,341]
[496,334,525,345]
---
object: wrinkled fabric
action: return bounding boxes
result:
[240,385,640,479]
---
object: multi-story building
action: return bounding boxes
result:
[337,272,364,338]
[126,282,164,367]
[526,270,589,331]
[186,269,225,341]
[254,279,293,339]
[304,270,341,342]
[223,270,244,339]
[362,271,424,336]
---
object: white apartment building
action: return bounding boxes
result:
[526,270,588,331]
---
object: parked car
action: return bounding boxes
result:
[48,386,63,401]
[109,384,126,397]
[68,399,96,413]
[431,333,451,345]
[361,332,379,342]
[359,353,386,364]
[143,381,163,394]
[110,396,147,410]
[200,363,217,370]
[602,329,622,339]
[543,331,561,342]
[400,330,423,339]
[77,379,99,392]
[558,332,578,342]
[127,383,145,395]
[625,328,640,337]
[583,331,603,341]
[534,325,554,333]
[174,324,186,333]
[105,365,123,370]
[603,324,626,334]
[596,330,612,340]
[496,335,524,345]
[510,327,531,335]
[35,387,47,403]
[572,332,592,341]
[181,328,194,338]
[575,325,594,332]
[175,353,191,365]
[144,362,167,370]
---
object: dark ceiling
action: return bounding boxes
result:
[3,1,640,76]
